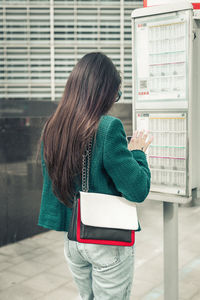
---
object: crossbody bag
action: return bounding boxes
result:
[68,137,139,246]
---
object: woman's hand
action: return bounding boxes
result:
[128,130,153,152]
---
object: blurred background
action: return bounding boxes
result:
[0,0,142,246]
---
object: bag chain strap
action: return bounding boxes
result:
[82,137,93,192]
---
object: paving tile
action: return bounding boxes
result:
[5,251,40,265]
[179,209,199,224]
[134,257,149,270]
[27,246,49,257]
[30,232,51,240]
[178,227,193,243]
[131,278,161,298]
[141,284,163,300]
[179,278,200,300]
[0,270,26,290]
[129,296,141,300]
[179,205,200,217]
[179,248,199,268]
[17,238,50,250]
[46,242,66,256]
[37,282,80,300]
[0,254,9,263]
[40,230,64,241]
[134,255,163,285]
[191,291,200,300]
[142,294,163,300]
[30,250,63,266]
[0,198,200,299]
[6,260,50,277]
[180,265,200,285]
[30,231,63,244]
[24,236,54,247]
[0,282,44,300]
[22,272,67,293]
[179,232,200,253]
[0,261,13,272]
[48,261,74,282]
[142,296,163,300]
[0,242,33,257]
[134,243,162,269]
[180,255,200,277]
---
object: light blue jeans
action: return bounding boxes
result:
[63,232,135,300]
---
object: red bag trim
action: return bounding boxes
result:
[77,198,135,246]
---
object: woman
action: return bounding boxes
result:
[38,52,153,300]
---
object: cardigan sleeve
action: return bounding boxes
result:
[103,118,151,203]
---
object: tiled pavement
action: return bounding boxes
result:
[0,199,200,300]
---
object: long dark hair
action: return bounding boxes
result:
[38,52,121,207]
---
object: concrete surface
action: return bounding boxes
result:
[0,199,200,300]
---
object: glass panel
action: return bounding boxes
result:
[134,10,189,103]
[136,112,187,195]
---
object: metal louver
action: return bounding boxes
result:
[0,0,142,102]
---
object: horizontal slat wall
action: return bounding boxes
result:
[0,0,142,102]
[0,5,51,100]
[124,6,134,102]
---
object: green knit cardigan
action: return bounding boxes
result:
[37,115,151,232]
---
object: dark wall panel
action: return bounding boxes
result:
[0,100,58,247]
[0,100,132,247]
[0,174,7,246]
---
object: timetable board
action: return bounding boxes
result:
[134,11,189,105]
[136,112,187,195]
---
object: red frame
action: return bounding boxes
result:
[77,198,135,246]
[143,0,200,9]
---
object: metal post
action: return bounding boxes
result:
[163,202,178,300]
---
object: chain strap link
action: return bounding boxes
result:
[82,137,93,192]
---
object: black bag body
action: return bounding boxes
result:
[67,193,132,243]
[67,194,78,241]
[67,138,134,245]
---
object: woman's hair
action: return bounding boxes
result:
[38,52,121,207]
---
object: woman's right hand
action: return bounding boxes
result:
[128,130,153,153]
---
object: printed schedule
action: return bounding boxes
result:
[137,113,187,195]
[135,12,188,102]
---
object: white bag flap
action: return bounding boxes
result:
[80,191,138,230]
